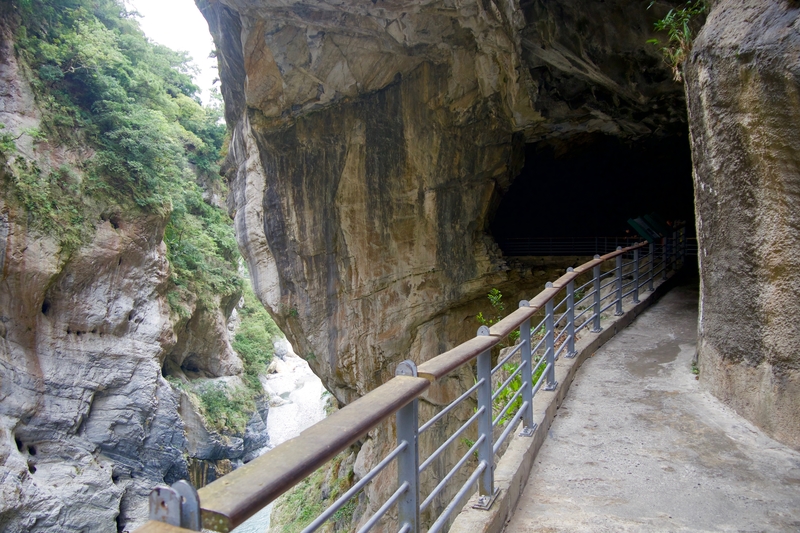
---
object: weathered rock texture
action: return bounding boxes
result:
[202,0,685,405]
[685,0,800,450]
[0,18,259,532]
[200,0,687,526]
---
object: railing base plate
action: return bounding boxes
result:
[543,381,558,392]
[518,423,537,437]
[472,488,500,511]
[564,350,578,359]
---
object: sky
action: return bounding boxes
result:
[125,0,218,104]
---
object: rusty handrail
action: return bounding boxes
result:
[138,238,679,533]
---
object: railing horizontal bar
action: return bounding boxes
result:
[489,287,561,339]
[131,522,189,533]
[491,341,525,374]
[530,315,547,339]
[301,442,407,533]
[572,257,603,274]
[599,269,617,281]
[488,304,539,338]
[417,336,498,381]
[398,524,411,533]
[575,277,596,293]
[427,461,488,533]
[420,436,485,513]
[553,296,568,312]
[355,481,409,533]
[493,384,525,427]
[530,333,547,356]
[600,278,617,291]
[574,291,594,308]
[419,379,483,434]
[554,338,570,360]
[575,315,596,334]
[600,300,619,314]
[492,361,527,402]
[554,310,568,327]
[600,290,617,303]
[197,375,430,532]
[552,269,580,288]
[419,407,484,474]
[574,305,593,323]
[622,288,637,299]
[493,401,528,454]
[554,327,568,345]
[531,362,551,398]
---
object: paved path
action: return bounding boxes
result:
[504,278,800,532]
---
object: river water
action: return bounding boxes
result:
[231,340,327,533]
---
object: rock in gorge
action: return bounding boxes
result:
[685,0,800,450]
[0,3,274,530]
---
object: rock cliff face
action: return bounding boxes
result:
[201,0,687,525]
[0,18,260,532]
[685,0,800,450]
[202,0,685,405]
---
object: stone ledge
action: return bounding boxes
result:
[448,271,685,533]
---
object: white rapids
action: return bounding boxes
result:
[231,339,327,533]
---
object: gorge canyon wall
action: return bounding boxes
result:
[686,0,800,450]
[0,12,265,531]
[200,0,688,525]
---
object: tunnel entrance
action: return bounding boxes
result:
[491,132,694,256]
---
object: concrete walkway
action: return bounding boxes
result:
[504,278,800,532]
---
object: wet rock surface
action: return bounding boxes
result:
[505,280,800,532]
[685,0,800,449]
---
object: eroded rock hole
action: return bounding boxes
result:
[490,132,694,256]
[41,299,51,316]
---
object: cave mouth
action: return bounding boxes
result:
[490,132,695,256]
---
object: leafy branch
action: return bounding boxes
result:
[647,1,708,82]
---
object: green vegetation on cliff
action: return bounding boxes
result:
[3,0,240,311]
[1,0,285,434]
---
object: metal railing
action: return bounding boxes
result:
[496,234,696,257]
[137,229,687,533]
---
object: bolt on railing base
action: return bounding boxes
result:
[471,488,500,511]
[543,381,559,392]
[564,350,578,359]
[590,327,603,334]
[614,310,624,317]
[518,423,537,438]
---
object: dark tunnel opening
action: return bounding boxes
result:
[490,132,695,256]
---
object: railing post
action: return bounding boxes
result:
[672,230,678,271]
[591,256,603,333]
[681,227,687,267]
[662,236,668,280]
[395,361,419,533]
[475,327,497,508]
[518,301,536,436]
[149,481,201,530]
[614,247,624,316]
[648,242,655,292]
[565,268,577,358]
[633,248,640,304]
[544,283,558,390]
